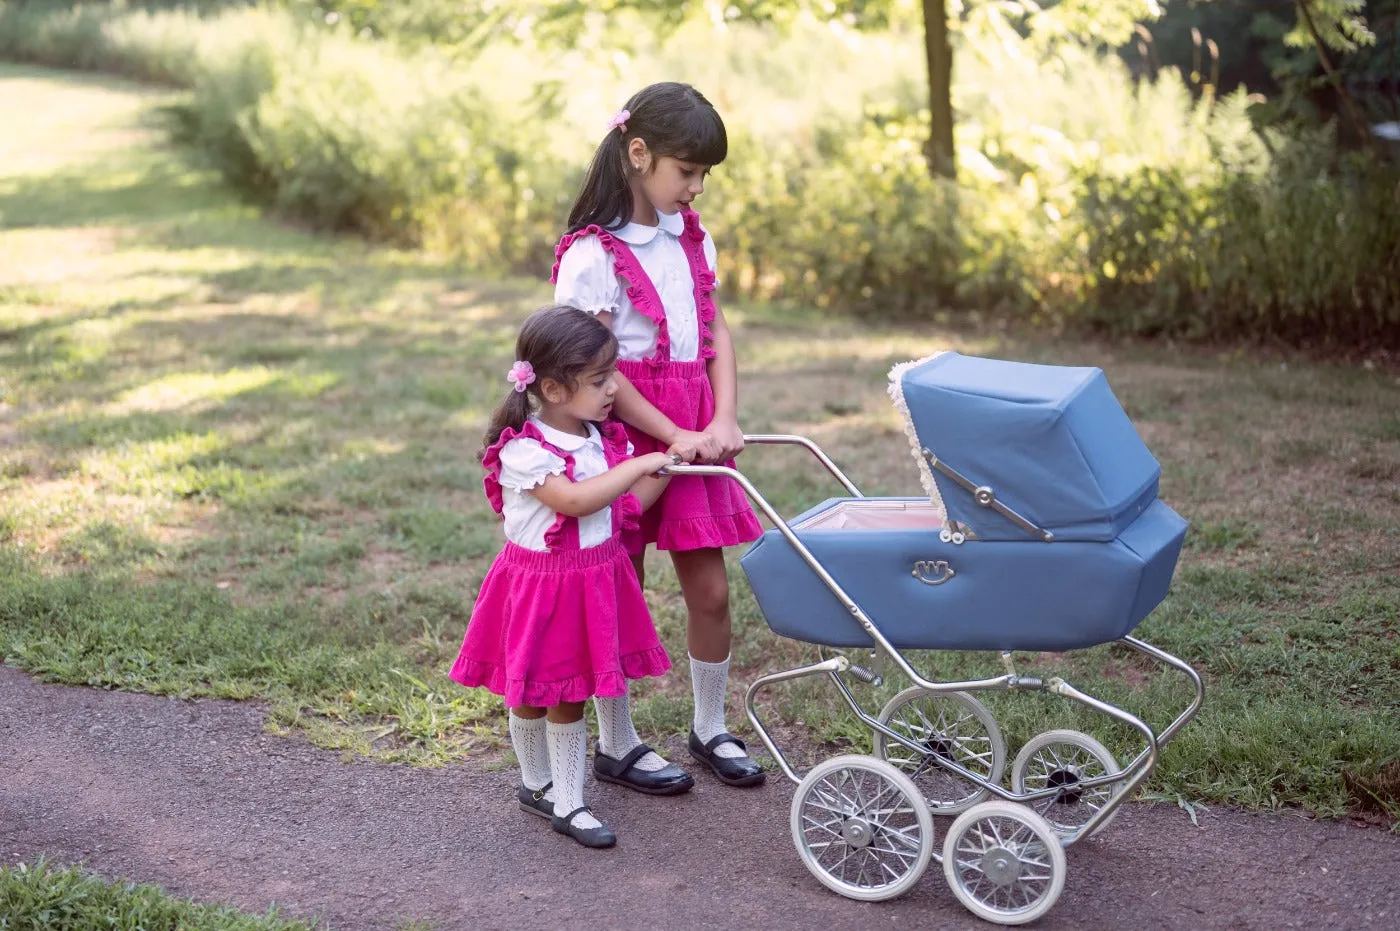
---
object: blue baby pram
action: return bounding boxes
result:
[668,352,1203,925]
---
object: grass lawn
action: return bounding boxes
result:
[0,859,316,931]
[2,63,1398,822]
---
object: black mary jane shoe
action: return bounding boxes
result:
[688,731,766,787]
[550,806,617,849]
[593,742,694,796]
[517,781,553,819]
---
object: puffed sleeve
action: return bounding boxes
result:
[554,235,623,316]
[497,437,566,492]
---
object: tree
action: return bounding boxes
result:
[923,0,956,175]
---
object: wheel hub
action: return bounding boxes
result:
[926,738,955,760]
[979,846,1022,886]
[841,817,874,848]
[1046,768,1084,805]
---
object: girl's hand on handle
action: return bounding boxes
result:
[671,428,720,463]
[640,451,678,475]
[703,417,745,462]
[666,439,699,464]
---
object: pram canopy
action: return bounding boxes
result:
[891,352,1161,542]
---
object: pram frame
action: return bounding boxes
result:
[668,435,1204,851]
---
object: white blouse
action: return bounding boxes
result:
[553,209,719,363]
[497,418,633,551]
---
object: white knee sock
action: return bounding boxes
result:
[691,654,745,759]
[594,692,668,772]
[508,711,554,804]
[547,718,601,829]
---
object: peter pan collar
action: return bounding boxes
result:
[531,417,601,452]
[612,208,684,245]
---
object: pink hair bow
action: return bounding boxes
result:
[607,109,630,134]
[506,360,536,393]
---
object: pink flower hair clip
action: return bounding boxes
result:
[607,109,630,134]
[506,360,536,393]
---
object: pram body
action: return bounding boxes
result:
[669,352,1203,926]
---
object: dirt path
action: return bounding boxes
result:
[2,666,1397,930]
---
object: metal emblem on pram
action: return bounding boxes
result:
[912,559,955,585]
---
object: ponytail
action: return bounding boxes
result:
[567,131,633,234]
[481,388,533,460]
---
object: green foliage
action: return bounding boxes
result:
[281,0,911,46]
[3,1,1398,345]
[1076,140,1400,341]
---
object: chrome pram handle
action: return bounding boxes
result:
[735,434,863,498]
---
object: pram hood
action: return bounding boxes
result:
[889,352,1161,542]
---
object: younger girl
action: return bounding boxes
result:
[552,82,765,791]
[449,304,693,849]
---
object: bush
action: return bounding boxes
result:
[3,1,1397,347]
[1076,138,1400,343]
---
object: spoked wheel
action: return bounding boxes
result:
[1011,729,1124,840]
[789,755,934,901]
[942,800,1067,925]
[873,688,1006,815]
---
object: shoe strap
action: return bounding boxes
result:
[614,742,657,773]
[704,731,747,754]
[560,805,592,824]
[531,780,553,802]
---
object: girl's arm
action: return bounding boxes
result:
[630,474,670,511]
[531,451,676,518]
[703,303,745,460]
[628,438,698,510]
[595,310,721,460]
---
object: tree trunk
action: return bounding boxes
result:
[922,0,955,177]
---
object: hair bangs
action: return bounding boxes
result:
[663,107,728,167]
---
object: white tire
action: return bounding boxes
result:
[789,754,934,901]
[1011,729,1124,840]
[942,800,1067,925]
[873,688,1006,815]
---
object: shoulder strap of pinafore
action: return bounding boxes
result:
[678,209,719,361]
[552,226,671,365]
[597,419,641,537]
[482,422,582,551]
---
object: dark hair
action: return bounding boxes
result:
[482,305,619,456]
[567,82,728,234]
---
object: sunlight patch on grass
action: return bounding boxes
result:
[111,367,283,414]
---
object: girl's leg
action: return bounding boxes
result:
[508,704,553,813]
[545,701,614,846]
[594,690,667,771]
[671,547,731,663]
[591,546,694,793]
[598,550,662,771]
[671,548,761,783]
